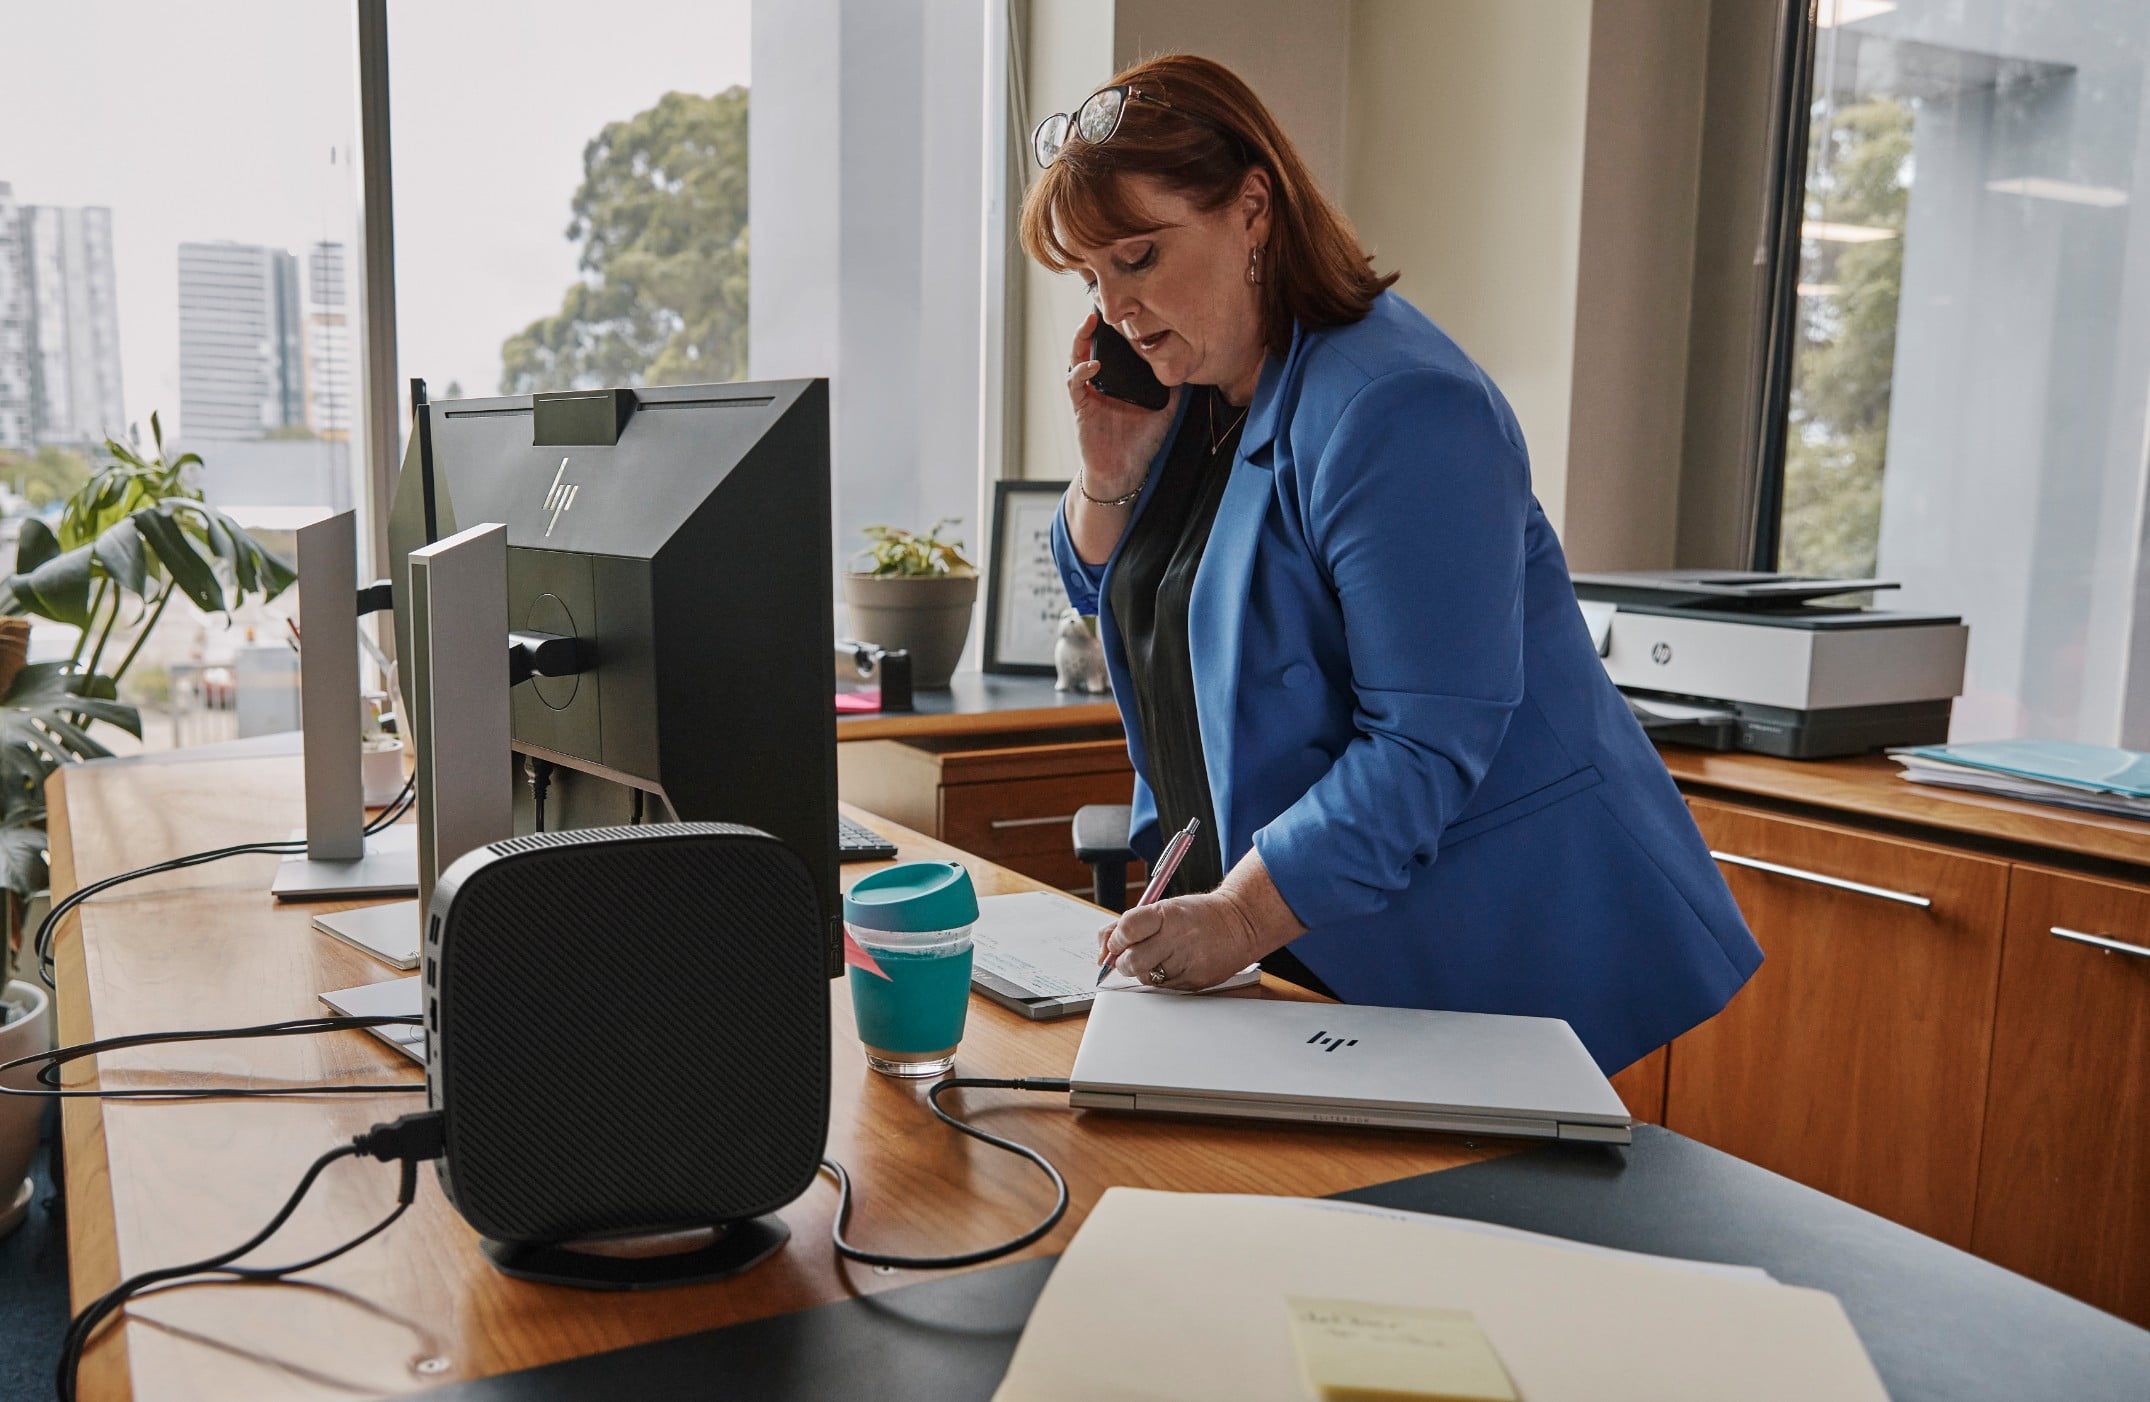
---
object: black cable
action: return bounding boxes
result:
[56,1111,444,1402]
[821,1077,1072,1270]
[0,1015,427,1101]
[524,757,555,833]
[35,775,416,981]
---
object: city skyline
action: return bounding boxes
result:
[2,1,750,453]
[0,182,126,452]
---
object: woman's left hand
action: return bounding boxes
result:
[1098,891,1268,992]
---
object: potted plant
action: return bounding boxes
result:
[0,416,291,1229]
[842,519,978,690]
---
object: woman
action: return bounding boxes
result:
[1025,54,1760,1075]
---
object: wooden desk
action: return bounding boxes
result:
[836,671,1118,742]
[50,748,1496,1401]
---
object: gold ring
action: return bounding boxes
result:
[1147,965,1170,986]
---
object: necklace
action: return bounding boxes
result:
[1207,388,1251,455]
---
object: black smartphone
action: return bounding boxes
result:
[1088,320,1171,411]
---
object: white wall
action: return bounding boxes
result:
[1017,0,1117,483]
[1343,0,1594,534]
[1014,0,1597,538]
[751,0,989,599]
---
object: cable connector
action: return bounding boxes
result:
[1007,1078,1073,1094]
[353,1111,446,1166]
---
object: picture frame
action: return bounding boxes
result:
[983,479,1073,674]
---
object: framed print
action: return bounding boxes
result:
[984,479,1072,673]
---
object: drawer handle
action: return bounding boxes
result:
[1708,850,1932,909]
[2050,926,2150,960]
[988,813,1079,831]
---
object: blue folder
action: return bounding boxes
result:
[1897,740,2150,798]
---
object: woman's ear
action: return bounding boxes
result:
[1240,166,1274,245]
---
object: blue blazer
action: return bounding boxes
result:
[1053,293,1761,1072]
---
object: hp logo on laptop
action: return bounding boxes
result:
[1305,1030,1358,1053]
[1651,640,1673,665]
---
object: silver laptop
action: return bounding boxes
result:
[1069,993,1632,1143]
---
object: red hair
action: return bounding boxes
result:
[1020,53,1397,356]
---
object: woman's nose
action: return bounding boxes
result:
[1094,284,1141,327]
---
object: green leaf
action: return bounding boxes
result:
[35,715,112,761]
[15,517,58,574]
[8,542,94,627]
[92,517,149,596]
[131,507,227,614]
[0,816,49,901]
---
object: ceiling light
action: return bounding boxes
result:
[1816,0,1896,27]
[1804,221,1899,243]
[1985,176,2129,208]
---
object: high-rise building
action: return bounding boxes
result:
[303,241,352,441]
[177,240,304,439]
[23,204,124,448]
[0,184,31,451]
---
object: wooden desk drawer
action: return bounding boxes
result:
[943,773,1136,893]
[1669,798,2010,1247]
[1972,865,2150,1326]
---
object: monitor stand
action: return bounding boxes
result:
[273,509,419,901]
[319,523,514,1041]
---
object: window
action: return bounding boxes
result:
[386,0,751,431]
[0,0,365,749]
[1768,0,2150,743]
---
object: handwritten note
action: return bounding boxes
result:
[1286,1298,1518,1402]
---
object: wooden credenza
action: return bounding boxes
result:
[839,726,1146,899]
[1660,750,2150,1328]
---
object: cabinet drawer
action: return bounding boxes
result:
[943,772,1138,895]
[1972,866,2150,1326]
[1669,799,2010,1246]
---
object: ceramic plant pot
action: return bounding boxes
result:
[0,979,53,1238]
[842,572,979,690]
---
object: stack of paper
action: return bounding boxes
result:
[993,1189,1887,1402]
[1892,740,2150,820]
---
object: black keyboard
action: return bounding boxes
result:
[838,814,898,862]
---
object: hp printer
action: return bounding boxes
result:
[1571,571,1967,760]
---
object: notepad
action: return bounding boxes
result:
[968,890,1261,1020]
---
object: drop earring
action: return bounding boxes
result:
[1246,245,1263,286]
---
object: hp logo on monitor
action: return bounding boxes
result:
[543,457,582,537]
[1305,1030,1359,1054]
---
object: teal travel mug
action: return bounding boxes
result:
[842,861,980,1077]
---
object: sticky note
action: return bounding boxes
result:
[1286,1297,1519,1402]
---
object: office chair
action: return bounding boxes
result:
[1071,804,1137,912]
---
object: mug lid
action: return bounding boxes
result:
[843,860,980,932]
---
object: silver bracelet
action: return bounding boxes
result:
[1076,470,1145,508]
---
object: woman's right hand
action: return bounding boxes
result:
[1068,311,1178,501]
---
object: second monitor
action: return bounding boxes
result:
[386,379,841,972]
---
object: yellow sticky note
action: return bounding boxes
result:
[1286,1297,1520,1402]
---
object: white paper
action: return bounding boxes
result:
[972,891,1260,1000]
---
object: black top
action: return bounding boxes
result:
[1105,387,1333,998]
[417,1126,2150,1402]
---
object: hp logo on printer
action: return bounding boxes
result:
[543,457,581,537]
[1651,641,1673,666]
[1305,1030,1359,1054]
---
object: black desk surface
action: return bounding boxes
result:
[422,1126,2150,1401]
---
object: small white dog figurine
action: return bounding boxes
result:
[1054,608,1110,693]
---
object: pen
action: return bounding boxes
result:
[1096,816,1200,985]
